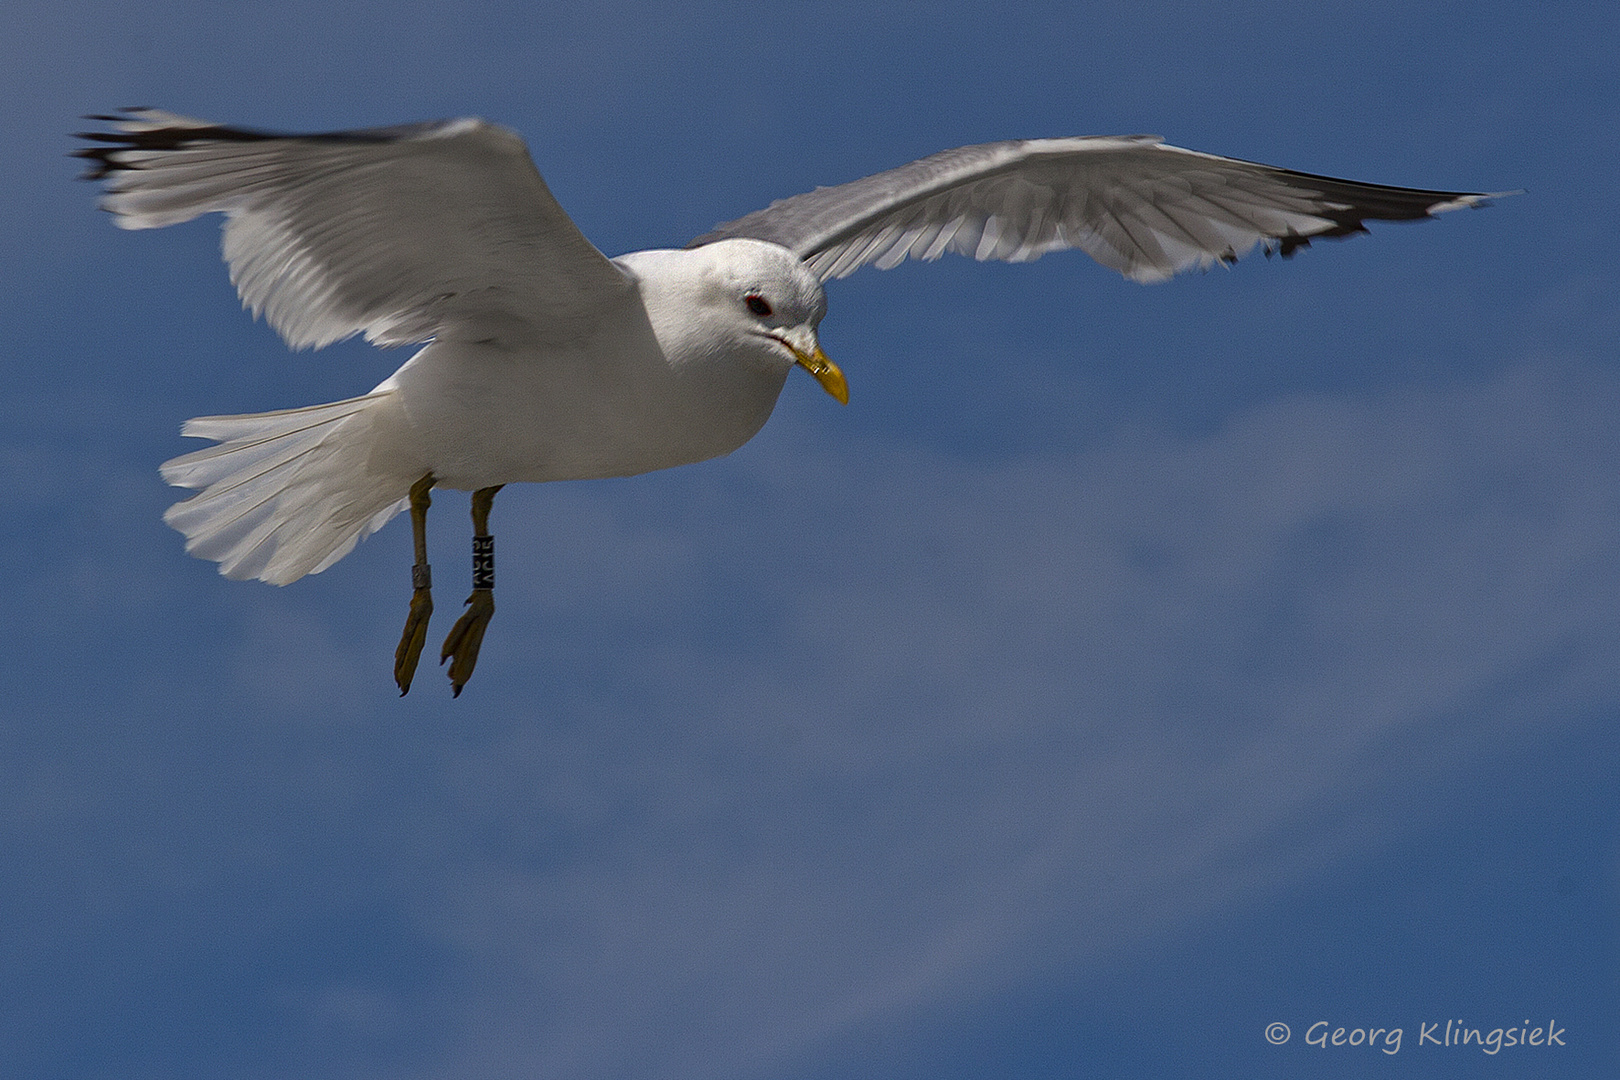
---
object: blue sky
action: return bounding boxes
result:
[2,1,1616,1077]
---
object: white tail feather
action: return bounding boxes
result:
[161,389,416,585]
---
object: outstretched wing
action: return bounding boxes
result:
[78,108,631,350]
[689,136,1500,283]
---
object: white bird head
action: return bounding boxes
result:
[621,238,846,403]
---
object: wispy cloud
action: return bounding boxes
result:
[361,358,1620,1079]
[7,358,1609,1079]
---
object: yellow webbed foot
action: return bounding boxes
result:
[394,584,433,695]
[440,588,495,697]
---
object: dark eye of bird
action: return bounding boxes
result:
[744,294,773,317]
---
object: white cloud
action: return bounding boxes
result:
[370,358,1620,1079]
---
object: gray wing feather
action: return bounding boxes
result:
[690,136,1498,283]
[78,109,630,350]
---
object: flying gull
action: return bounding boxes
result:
[76,109,1502,695]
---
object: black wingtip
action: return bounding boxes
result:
[70,144,119,180]
[70,108,269,181]
[81,107,154,121]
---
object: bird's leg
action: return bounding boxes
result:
[441,484,504,697]
[393,472,437,695]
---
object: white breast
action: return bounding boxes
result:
[382,256,794,490]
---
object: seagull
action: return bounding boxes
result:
[76,109,1502,696]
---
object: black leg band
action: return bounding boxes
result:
[412,564,432,590]
[472,535,494,590]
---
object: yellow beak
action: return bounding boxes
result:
[791,343,849,405]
